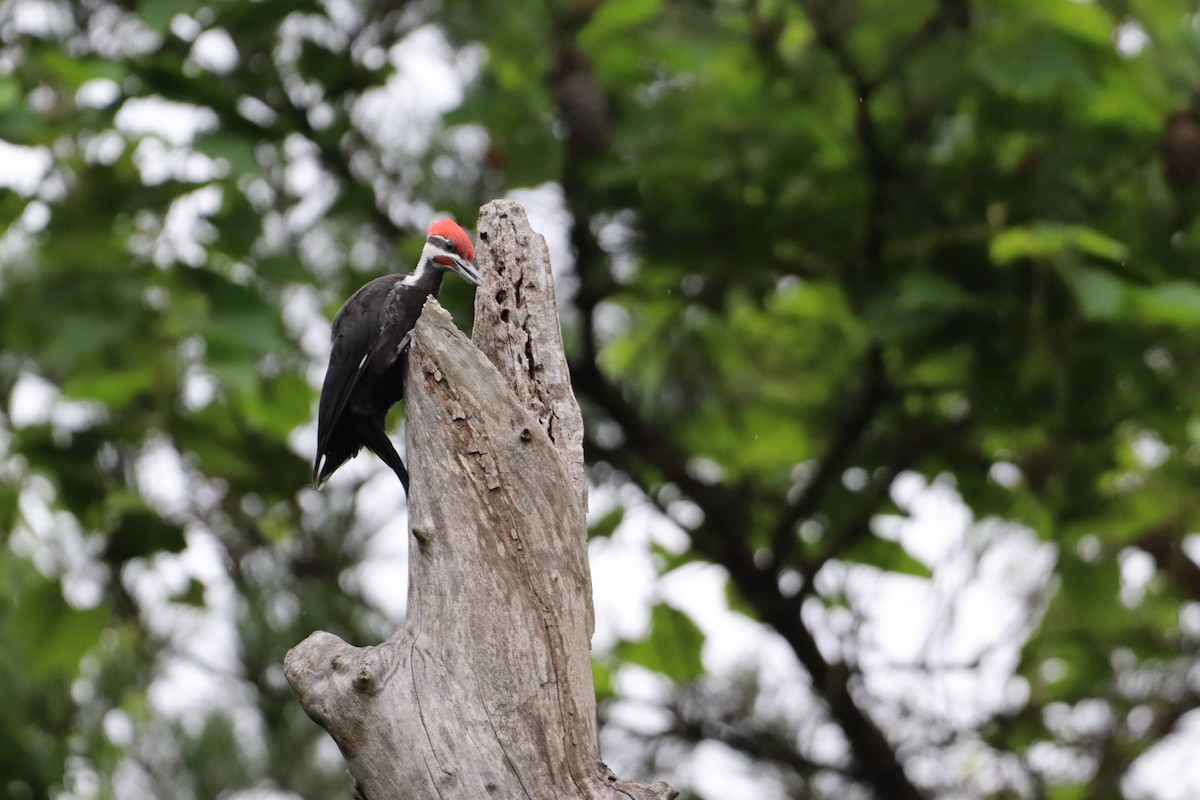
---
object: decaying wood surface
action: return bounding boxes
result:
[284,201,676,800]
[471,201,588,514]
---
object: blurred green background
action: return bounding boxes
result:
[3,0,1200,798]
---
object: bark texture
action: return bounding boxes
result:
[471,201,588,514]
[285,201,675,800]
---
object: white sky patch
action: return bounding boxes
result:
[149,654,255,736]
[1131,430,1169,469]
[593,300,633,345]
[130,135,223,185]
[288,419,320,474]
[1118,546,1156,607]
[128,526,256,742]
[1115,20,1150,58]
[1,197,49,250]
[9,370,58,428]
[441,123,489,167]
[589,524,659,650]
[190,27,239,74]
[170,12,202,42]
[219,789,307,800]
[856,477,1057,729]
[103,708,136,747]
[9,370,107,438]
[590,464,1063,799]
[283,134,338,232]
[10,475,107,609]
[7,0,74,36]
[76,78,121,109]
[238,95,278,128]
[135,437,192,521]
[0,140,53,196]
[683,740,792,800]
[1183,533,1200,566]
[350,468,411,620]
[181,364,217,411]
[1127,711,1200,800]
[660,561,804,689]
[84,129,126,165]
[116,96,218,146]
[321,0,364,33]
[507,182,577,296]
[876,471,973,566]
[281,283,332,372]
[352,26,483,164]
[988,460,1022,489]
[155,184,222,266]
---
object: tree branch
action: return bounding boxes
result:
[793,0,891,288]
[578,364,928,800]
[547,6,925,795]
[770,345,887,564]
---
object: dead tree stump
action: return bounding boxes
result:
[285,200,676,800]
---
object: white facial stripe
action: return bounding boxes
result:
[402,244,438,285]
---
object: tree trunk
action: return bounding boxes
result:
[285,201,676,800]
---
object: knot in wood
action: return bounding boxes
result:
[352,665,379,696]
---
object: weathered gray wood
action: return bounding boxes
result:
[284,204,675,800]
[472,200,588,514]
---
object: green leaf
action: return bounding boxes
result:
[37,50,126,89]
[1129,281,1200,326]
[0,77,21,113]
[864,271,975,340]
[194,131,260,175]
[588,506,625,539]
[842,534,932,578]
[1055,554,1124,633]
[1067,266,1126,319]
[12,575,110,678]
[592,657,615,702]
[971,27,1096,98]
[616,603,705,684]
[176,578,207,607]
[105,501,187,562]
[229,370,312,438]
[138,0,202,33]
[0,483,18,531]
[579,0,663,48]
[990,224,1128,265]
[1041,1,1115,47]
[60,366,158,406]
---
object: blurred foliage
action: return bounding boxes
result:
[3,0,1200,798]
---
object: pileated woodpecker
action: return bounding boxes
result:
[312,218,480,490]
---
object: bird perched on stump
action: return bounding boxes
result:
[313,218,480,490]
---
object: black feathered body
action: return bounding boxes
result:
[313,266,445,488]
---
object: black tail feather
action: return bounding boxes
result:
[313,437,359,489]
[353,417,410,492]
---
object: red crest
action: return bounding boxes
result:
[428,218,475,262]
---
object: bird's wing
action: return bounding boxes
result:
[315,332,375,456]
[314,277,395,474]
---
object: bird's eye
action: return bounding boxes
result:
[429,235,455,252]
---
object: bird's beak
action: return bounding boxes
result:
[447,255,482,286]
